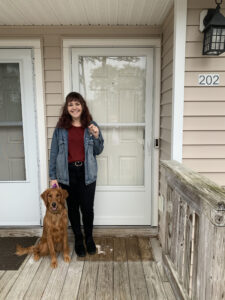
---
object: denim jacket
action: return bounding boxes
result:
[49,121,104,186]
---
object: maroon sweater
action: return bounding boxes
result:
[68,126,85,163]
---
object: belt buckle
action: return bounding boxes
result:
[74,161,82,167]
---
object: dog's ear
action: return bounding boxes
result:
[41,189,50,206]
[61,188,68,200]
[59,188,68,206]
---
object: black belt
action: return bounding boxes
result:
[69,161,84,167]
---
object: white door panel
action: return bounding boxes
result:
[72,48,153,225]
[0,49,40,225]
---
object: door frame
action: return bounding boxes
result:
[62,38,161,226]
[0,39,47,224]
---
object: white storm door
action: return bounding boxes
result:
[0,49,40,225]
[72,48,153,225]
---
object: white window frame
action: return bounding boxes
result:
[63,38,160,226]
[0,39,47,223]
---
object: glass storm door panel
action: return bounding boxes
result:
[0,49,40,225]
[0,63,26,180]
[72,48,153,225]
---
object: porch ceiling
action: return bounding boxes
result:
[0,0,173,26]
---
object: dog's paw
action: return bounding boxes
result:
[34,254,40,261]
[64,254,71,263]
[51,259,58,268]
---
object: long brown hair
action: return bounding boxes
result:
[57,92,93,129]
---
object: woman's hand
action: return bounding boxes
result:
[50,179,59,188]
[88,124,99,139]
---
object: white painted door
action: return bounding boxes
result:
[72,48,153,225]
[0,49,40,225]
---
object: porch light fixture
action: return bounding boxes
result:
[201,0,225,55]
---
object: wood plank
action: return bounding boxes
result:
[150,238,165,275]
[24,242,73,300]
[77,237,100,300]
[190,213,199,299]
[138,237,154,261]
[126,237,149,299]
[170,191,180,265]
[176,199,187,282]
[95,237,114,300]
[41,242,74,300]
[139,237,167,299]
[163,254,190,300]
[5,249,43,299]
[24,256,56,300]
[209,226,225,300]
[0,271,22,299]
[0,239,40,299]
[113,237,131,300]
[163,282,176,300]
[0,271,5,279]
[183,207,192,293]
[59,242,84,299]
[196,215,213,300]
[0,227,158,238]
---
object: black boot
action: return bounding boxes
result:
[85,236,96,255]
[75,236,86,257]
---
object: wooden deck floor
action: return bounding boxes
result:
[0,236,175,300]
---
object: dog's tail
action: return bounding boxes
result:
[15,244,35,256]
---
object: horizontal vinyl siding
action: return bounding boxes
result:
[184,0,225,186]
[160,7,174,161]
[0,25,161,163]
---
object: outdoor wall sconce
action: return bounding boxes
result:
[200,0,225,55]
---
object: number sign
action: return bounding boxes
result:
[198,74,220,86]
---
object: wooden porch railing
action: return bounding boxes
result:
[159,160,225,300]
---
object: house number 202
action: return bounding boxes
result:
[198,74,220,86]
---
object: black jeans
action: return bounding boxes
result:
[60,163,96,241]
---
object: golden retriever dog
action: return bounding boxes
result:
[16,188,70,268]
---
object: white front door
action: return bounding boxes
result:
[0,49,40,225]
[72,48,153,225]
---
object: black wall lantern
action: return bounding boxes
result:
[202,0,225,55]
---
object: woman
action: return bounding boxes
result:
[49,92,104,257]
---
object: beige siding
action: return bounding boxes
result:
[184,0,225,186]
[160,7,174,161]
[0,25,161,159]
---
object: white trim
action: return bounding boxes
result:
[0,39,47,224]
[171,0,187,162]
[152,47,161,226]
[63,38,160,226]
[63,38,161,48]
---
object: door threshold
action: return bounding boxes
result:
[0,226,158,237]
